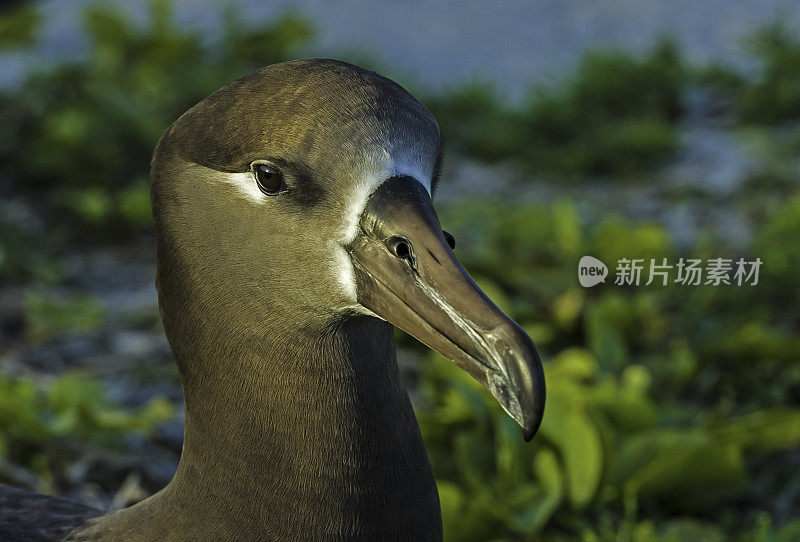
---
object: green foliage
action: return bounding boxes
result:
[521,40,683,176]
[753,194,800,304]
[46,372,174,443]
[737,21,800,124]
[429,40,684,176]
[420,348,800,540]
[439,195,800,407]
[420,195,800,539]
[431,21,800,178]
[0,371,174,468]
[426,83,525,163]
[23,291,106,341]
[695,20,800,127]
[0,0,313,238]
[0,214,61,282]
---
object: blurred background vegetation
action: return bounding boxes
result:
[1,1,799,540]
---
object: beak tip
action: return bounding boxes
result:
[522,412,543,442]
[514,342,546,443]
[491,336,546,443]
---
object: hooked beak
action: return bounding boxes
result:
[346,176,545,440]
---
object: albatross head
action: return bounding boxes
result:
[150,58,545,440]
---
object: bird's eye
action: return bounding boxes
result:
[253,163,285,195]
[443,230,456,250]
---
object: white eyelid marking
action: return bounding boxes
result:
[218,171,266,203]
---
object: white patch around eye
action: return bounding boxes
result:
[217,171,266,203]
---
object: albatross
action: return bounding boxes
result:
[0,58,545,541]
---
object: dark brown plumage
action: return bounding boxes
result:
[0,58,544,541]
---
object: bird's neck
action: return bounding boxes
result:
[70,315,442,541]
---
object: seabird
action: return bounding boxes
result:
[0,58,545,541]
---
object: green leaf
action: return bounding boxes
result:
[590,375,657,433]
[552,289,585,329]
[438,481,465,540]
[519,448,564,533]
[620,430,745,508]
[495,416,529,491]
[585,295,630,372]
[657,519,726,542]
[455,431,496,490]
[548,348,597,382]
[553,200,583,257]
[539,381,603,508]
[711,408,800,452]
